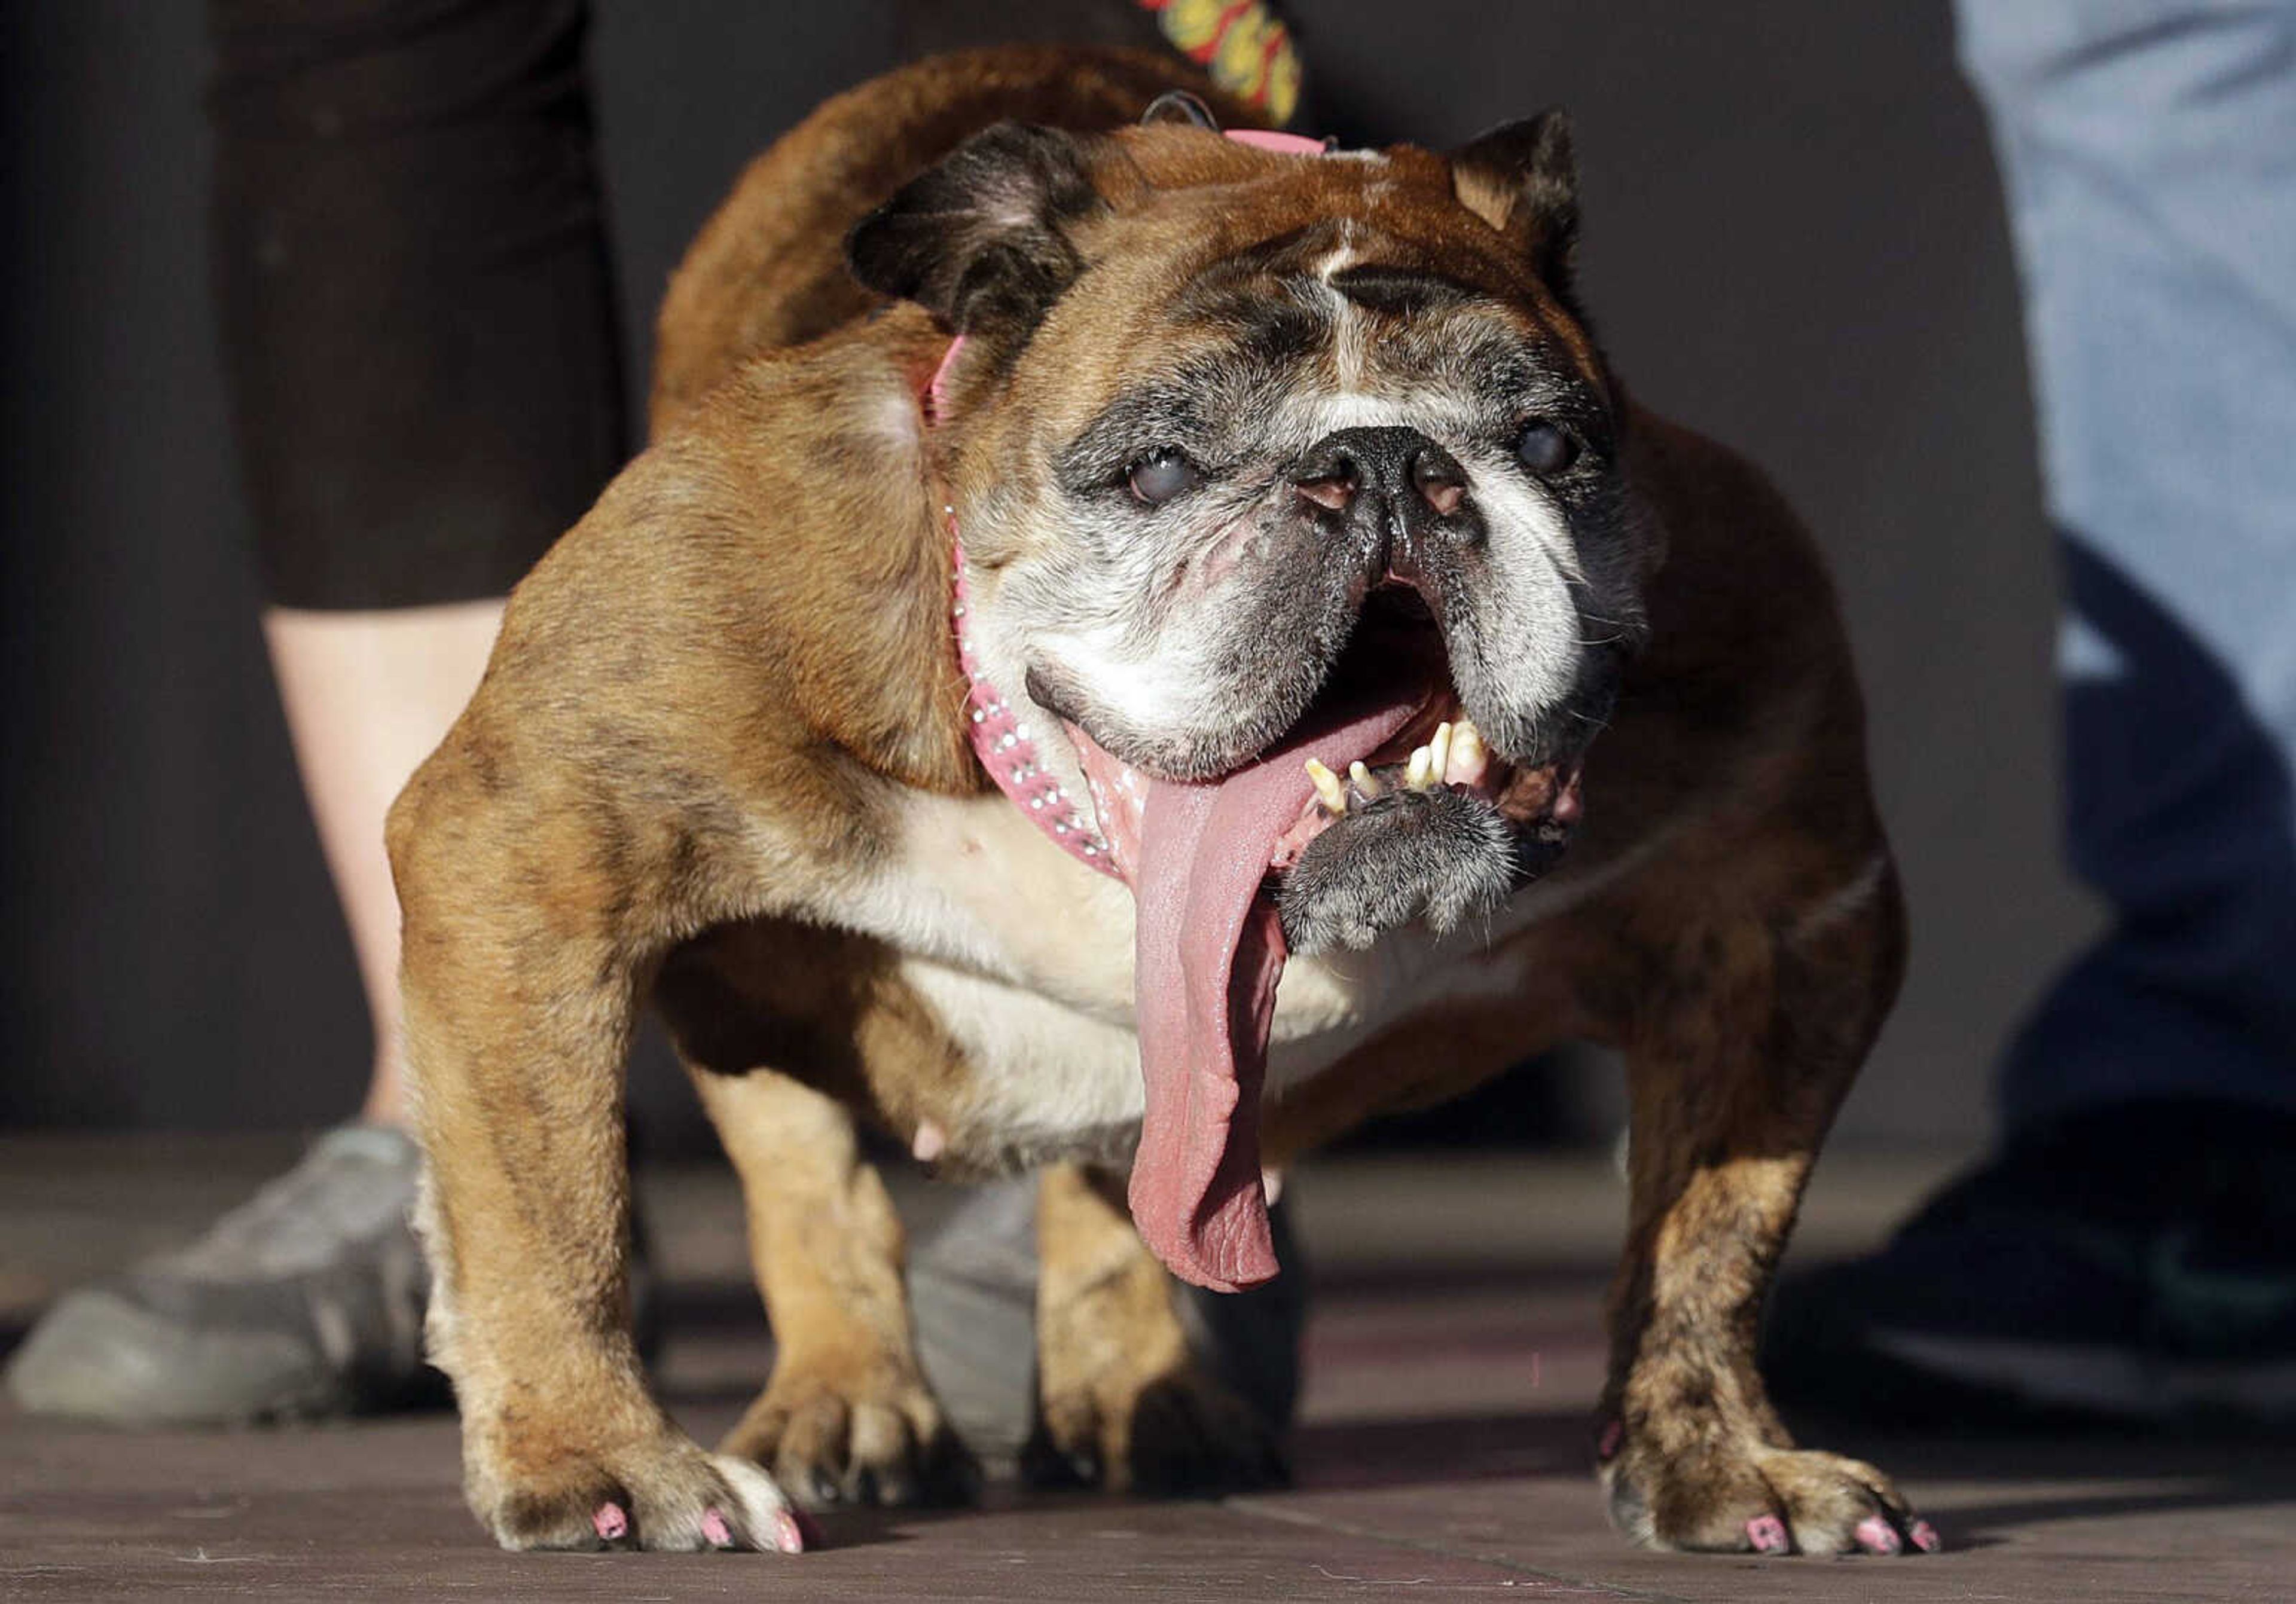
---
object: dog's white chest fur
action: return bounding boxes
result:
[833,790,1540,1159]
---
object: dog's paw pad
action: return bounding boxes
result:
[481,1435,797,1553]
[1033,1362,1286,1498]
[1595,1416,1624,1462]
[1607,1439,1928,1559]
[1854,1514,1901,1555]
[722,1374,976,1511]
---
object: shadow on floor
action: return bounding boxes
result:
[1292,1410,1592,1488]
[1290,1404,2296,1541]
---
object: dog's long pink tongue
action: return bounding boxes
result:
[1131,771,1293,1291]
[1128,697,1424,1292]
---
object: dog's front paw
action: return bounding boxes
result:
[1600,1422,1937,1557]
[1028,1356,1288,1497]
[1277,785,1516,955]
[721,1367,977,1511]
[472,1426,807,1553]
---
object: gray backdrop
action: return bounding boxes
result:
[0,1,2095,1148]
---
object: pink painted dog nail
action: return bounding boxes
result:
[1596,1419,1624,1461]
[773,1509,808,1554]
[592,1502,628,1541]
[700,1508,733,1548]
[1910,1519,1942,1553]
[1746,1514,1790,1554]
[1855,1515,1901,1554]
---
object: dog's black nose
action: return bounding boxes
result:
[1289,427,1468,524]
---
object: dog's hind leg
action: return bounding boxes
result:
[687,1062,977,1508]
[1592,854,1938,1557]
[1027,1162,1290,1495]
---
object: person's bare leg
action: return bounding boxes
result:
[263,599,504,1126]
[4,599,506,1423]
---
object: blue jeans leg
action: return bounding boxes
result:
[1953,0,2296,1128]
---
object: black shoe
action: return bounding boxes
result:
[1765,1099,2296,1429]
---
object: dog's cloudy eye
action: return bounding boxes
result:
[1515,420,1578,476]
[1128,448,1202,506]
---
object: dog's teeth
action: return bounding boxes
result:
[1348,760,1385,801]
[1430,722,1454,783]
[1449,719,1485,784]
[1262,1168,1286,1208]
[1406,745,1436,792]
[1304,757,1346,815]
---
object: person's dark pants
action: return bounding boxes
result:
[207,0,627,610]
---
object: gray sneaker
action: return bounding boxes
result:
[5,1125,441,1426]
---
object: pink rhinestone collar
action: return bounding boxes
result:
[930,124,1330,881]
[929,332,1122,876]
[949,533,1122,878]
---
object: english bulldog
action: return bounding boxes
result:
[389,44,1933,1560]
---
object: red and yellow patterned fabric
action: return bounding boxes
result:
[1135,0,1302,126]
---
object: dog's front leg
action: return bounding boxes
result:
[390,771,799,1554]
[687,1063,975,1508]
[1597,876,1937,1557]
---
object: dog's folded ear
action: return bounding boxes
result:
[847,123,1109,343]
[1448,111,1580,304]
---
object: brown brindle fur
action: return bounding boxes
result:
[392,45,1921,1557]
[1033,1162,1287,1493]
[651,51,1259,431]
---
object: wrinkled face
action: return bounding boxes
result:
[853,118,1652,952]
[1002,216,1636,789]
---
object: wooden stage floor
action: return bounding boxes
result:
[5,1137,2291,1601]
